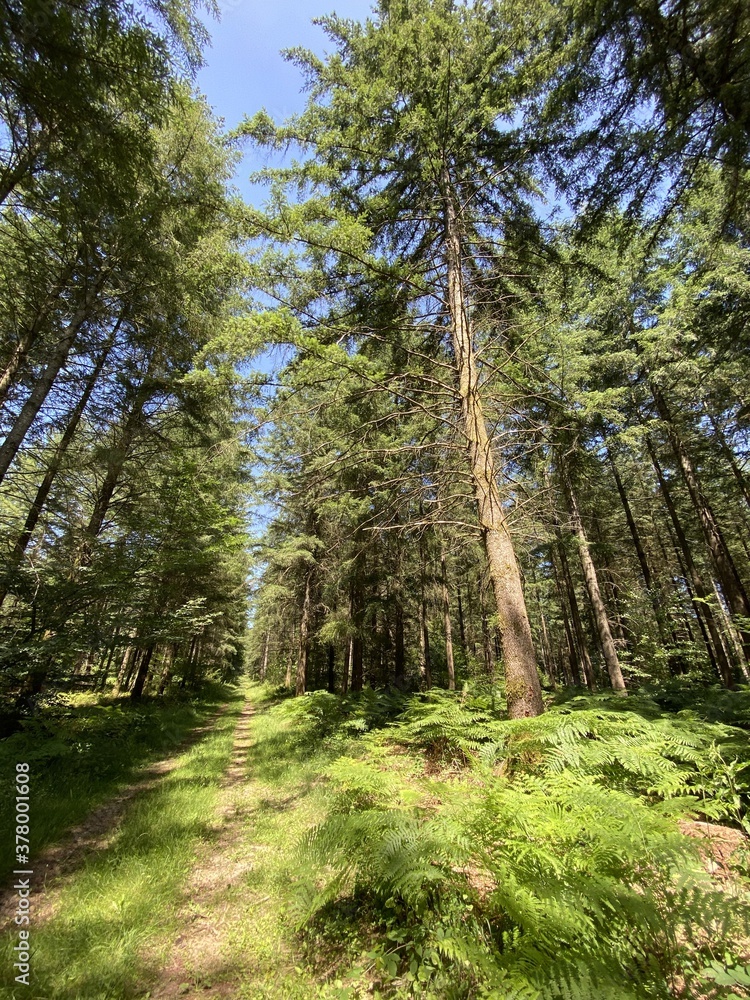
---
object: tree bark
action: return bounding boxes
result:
[456,582,467,653]
[0,338,114,606]
[608,450,653,590]
[648,439,737,687]
[442,169,542,718]
[704,406,750,511]
[326,643,336,693]
[550,552,578,686]
[418,531,432,689]
[608,447,684,669]
[561,466,626,694]
[158,645,175,695]
[554,539,594,690]
[348,575,364,692]
[653,387,750,652]
[0,261,77,407]
[285,626,293,689]
[342,638,351,695]
[296,574,312,696]
[394,600,405,690]
[260,631,270,681]
[130,645,155,700]
[113,644,135,696]
[440,545,456,690]
[479,577,494,680]
[82,375,152,549]
[350,635,364,692]
[0,290,100,484]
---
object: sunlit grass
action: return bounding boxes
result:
[9,682,743,999]
[0,696,244,1000]
[0,682,238,882]
[193,684,374,999]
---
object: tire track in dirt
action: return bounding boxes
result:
[0,703,230,930]
[148,698,258,999]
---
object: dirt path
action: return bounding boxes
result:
[0,703,229,931]
[148,698,258,999]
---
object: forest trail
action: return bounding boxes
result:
[148,699,258,999]
[0,688,338,1000]
[1,687,748,999]
[0,703,231,933]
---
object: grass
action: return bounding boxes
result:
[237,683,750,1000]
[0,681,235,883]
[1,680,748,1000]
[194,683,374,1000]
[0,689,245,1000]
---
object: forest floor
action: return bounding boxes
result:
[0,681,749,1000]
[0,682,361,1000]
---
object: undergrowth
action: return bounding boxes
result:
[0,681,235,881]
[283,684,750,999]
[0,694,244,1000]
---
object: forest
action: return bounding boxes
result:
[0,0,749,997]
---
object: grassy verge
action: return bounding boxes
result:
[0,681,237,883]
[0,691,245,999]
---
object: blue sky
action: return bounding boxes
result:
[196,0,375,201]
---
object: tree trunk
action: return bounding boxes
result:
[348,574,364,692]
[590,516,630,650]
[538,607,556,688]
[529,561,555,687]
[342,638,351,695]
[113,644,135,696]
[394,600,405,690]
[0,261,77,407]
[712,581,750,683]
[285,624,293,688]
[130,645,155,700]
[0,295,99,484]
[561,466,626,694]
[0,339,114,607]
[296,574,312,696]
[554,540,594,690]
[550,551,578,686]
[648,439,737,687]
[440,545,456,690]
[705,406,750,511]
[608,450,653,590]
[609,448,684,669]
[350,635,364,692]
[653,387,750,653]
[442,170,542,718]
[82,377,152,549]
[158,645,175,695]
[326,643,336,693]
[456,582,467,653]
[260,631,270,681]
[93,632,119,691]
[418,532,432,689]
[479,578,494,680]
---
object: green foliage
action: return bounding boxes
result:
[291,688,750,998]
[0,694,244,1000]
[0,682,234,880]
[381,689,506,764]
[278,689,410,752]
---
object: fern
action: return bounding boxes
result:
[273,687,750,997]
[295,748,749,998]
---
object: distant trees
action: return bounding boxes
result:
[3,0,749,717]
[243,0,750,708]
